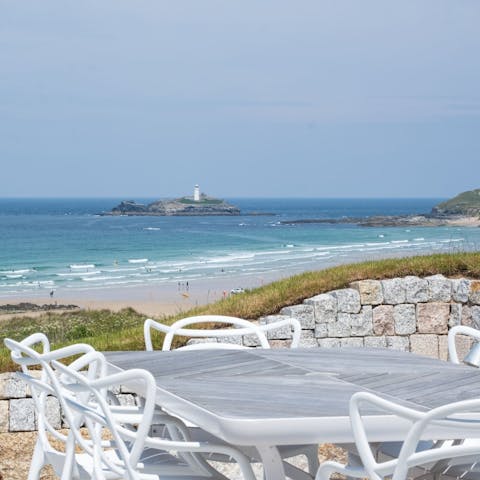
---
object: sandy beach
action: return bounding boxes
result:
[0,272,278,318]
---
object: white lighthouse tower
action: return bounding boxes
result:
[194,184,200,202]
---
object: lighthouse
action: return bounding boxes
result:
[194,184,200,202]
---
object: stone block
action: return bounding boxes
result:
[472,306,480,329]
[327,313,351,337]
[350,280,383,305]
[386,336,410,351]
[268,340,292,349]
[280,304,315,329]
[452,278,471,303]
[461,306,474,327]
[416,302,449,334]
[373,305,395,335]
[9,398,36,431]
[46,396,62,430]
[305,294,337,323]
[115,394,136,406]
[438,335,449,361]
[394,304,416,335]
[318,338,341,349]
[0,400,8,433]
[426,275,452,302]
[331,289,361,314]
[298,330,318,348]
[449,304,462,328]
[260,315,293,340]
[314,324,328,338]
[405,276,429,303]
[410,334,439,359]
[243,333,262,347]
[24,371,42,398]
[186,338,218,347]
[0,373,28,400]
[469,280,480,304]
[218,335,243,346]
[340,338,364,348]
[381,278,406,305]
[350,306,373,337]
[364,336,387,349]
[450,334,474,363]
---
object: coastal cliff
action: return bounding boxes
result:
[105,193,240,216]
[432,189,480,216]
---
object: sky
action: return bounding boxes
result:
[1,0,479,198]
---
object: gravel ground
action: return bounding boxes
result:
[0,431,346,479]
[0,432,55,480]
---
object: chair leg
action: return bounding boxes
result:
[28,440,46,480]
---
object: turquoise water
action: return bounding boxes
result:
[0,198,478,297]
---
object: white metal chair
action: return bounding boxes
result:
[317,391,480,480]
[144,314,302,351]
[341,325,480,475]
[144,315,318,479]
[5,335,257,480]
[448,325,480,366]
[4,333,97,479]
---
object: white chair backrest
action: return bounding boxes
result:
[448,325,480,365]
[144,314,302,351]
[53,357,157,480]
[348,391,480,480]
[4,335,100,478]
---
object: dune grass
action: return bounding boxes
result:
[1,251,480,372]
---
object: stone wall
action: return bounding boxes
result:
[0,371,139,433]
[261,275,479,360]
[2,274,479,432]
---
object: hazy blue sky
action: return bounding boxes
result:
[1,0,479,198]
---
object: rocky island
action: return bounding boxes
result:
[281,189,480,227]
[103,185,241,216]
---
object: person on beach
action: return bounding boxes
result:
[49,290,54,298]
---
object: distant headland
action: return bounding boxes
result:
[102,185,241,216]
[281,189,480,227]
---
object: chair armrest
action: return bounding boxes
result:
[448,325,480,364]
[144,318,171,351]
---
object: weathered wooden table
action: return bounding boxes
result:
[105,348,480,480]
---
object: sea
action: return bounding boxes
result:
[0,197,479,298]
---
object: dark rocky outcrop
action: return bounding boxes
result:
[104,194,240,216]
[111,200,148,214]
[0,302,80,314]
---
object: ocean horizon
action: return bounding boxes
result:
[1,197,479,299]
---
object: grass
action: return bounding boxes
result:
[178,197,223,205]
[1,251,480,372]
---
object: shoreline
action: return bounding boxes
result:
[0,273,278,318]
[1,247,473,318]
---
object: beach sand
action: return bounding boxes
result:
[0,272,277,318]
